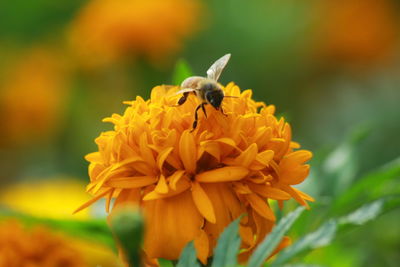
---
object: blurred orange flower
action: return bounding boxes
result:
[0,220,120,267]
[0,48,68,146]
[314,0,398,66]
[76,83,313,264]
[69,0,202,68]
[0,220,84,267]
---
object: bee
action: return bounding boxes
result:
[175,53,234,131]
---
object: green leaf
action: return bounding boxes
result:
[177,241,200,267]
[333,157,400,213]
[109,206,144,267]
[316,125,371,197]
[271,220,337,266]
[248,206,305,267]
[211,215,243,267]
[172,59,193,85]
[338,199,384,226]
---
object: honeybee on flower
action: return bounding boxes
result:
[175,54,237,131]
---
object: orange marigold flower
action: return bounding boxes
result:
[0,220,85,267]
[314,0,397,66]
[0,48,68,146]
[76,82,313,264]
[68,0,201,68]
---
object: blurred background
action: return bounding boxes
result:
[0,0,399,266]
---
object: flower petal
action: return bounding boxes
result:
[143,190,203,260]
[179,130,197,173]
[106,176,157,188]
[157,147,174,171]
[169,170,186,190]
[196,166,249,183]
[192,181,216,223]
[255,150,274,165]
[201,141,221,161]
[235,143,258,167]
[140,133,156,168]
[143,177,190,201]
[246,194,275,221]
[112,188,141,211]
[248,184,291,200]
[194,230,210,265]
[73,188,112,214]
[155,175,169,194]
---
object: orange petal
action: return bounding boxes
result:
[157,147,174,171]
[235,143,258,167]
[233,182,252,194]
[196,166,249,183]
[169,170,186,190]
[143,190,203,260]
[73,188,112,214]
[201,141,221,161]
[112,188,141,211]
[143,178,190,201]
[105,188,115,213]
[140,133,156,168]
[85,152,102,163]
[240,225,255,247]
[246,194,275,221]
[106,176,157,188]
[279,184,309,208]
[179,130,197,173]
[248,184,291,200]
[285,150,313,163]
[255,150,274,165]
[192,181,216,223]
[155,175,169,194]
[194,230,209,265]
[292,187,315,202]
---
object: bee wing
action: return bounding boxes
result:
[206,53,231,81]
[174,88,197,96]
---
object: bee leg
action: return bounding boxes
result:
[174,92,189,107]
[201,103,207,118]
[191,104,203,132]
[220,107,228,117]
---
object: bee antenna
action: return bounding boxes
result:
[224,95,239,98]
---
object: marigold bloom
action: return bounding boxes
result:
[77,82,313,263]
[0,220,84,267]
[0,220,119,267]
[69,0,201,67]
[314,0,397,66]
[0,48,68,146]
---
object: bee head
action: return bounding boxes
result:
[205,90,224,109]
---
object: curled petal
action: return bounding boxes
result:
[157,147,174,171]
[169,170,186,190]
